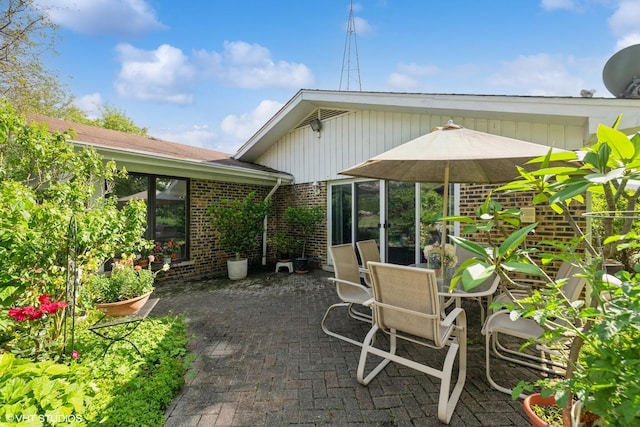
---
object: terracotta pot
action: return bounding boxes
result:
[523,393,559,427]
[137,258,149,268]
[171,252,178,262]
[95,291,153,317]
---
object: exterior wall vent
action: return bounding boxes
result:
[295,109,349,130]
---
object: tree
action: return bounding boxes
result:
[0,0,75,117]
[91,105,148,136]
[0,102,150,311]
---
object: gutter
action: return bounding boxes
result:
[262,178,282,265]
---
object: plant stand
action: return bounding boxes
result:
[275,261,293,273]
[89,298,158,357]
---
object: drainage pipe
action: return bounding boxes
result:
[262,178,282,265]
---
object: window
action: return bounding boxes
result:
[114,174,189,261]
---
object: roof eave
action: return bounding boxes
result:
[78,142,294,186]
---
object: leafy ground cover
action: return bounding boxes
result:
[1,313,190,426]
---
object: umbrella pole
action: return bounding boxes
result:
[441,161,450,245]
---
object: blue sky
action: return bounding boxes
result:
[34,0,640,154]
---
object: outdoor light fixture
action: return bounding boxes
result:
[311,180,320,195]
[309,118,322,137]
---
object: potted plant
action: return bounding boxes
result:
[284,206,324,273]
[207,191,271,280]
[84,255,170,316]
[163,239,181,262]
[269,232,298,262]
[423,242,457,277]
[449,117,640,426]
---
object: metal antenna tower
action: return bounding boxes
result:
[339,0,362,91]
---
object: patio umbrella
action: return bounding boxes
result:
[340,121,571,246]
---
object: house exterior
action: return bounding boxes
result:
[236,90,640,268]
[30,90,640,278]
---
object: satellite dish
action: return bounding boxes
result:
[603,44,640,98]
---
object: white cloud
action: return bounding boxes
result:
[353,17,373,36]
[74,93,103,118]
[386,73,421,91]
[221,99,284,143]
[608,0,640,51]
[540,0,580,11]
[114,44,195,104]
[34,0,165,37]
[615,33,640,51]
[150,100,284,154]
[608,0,640,36]
[486,53,587,96]
[152,125,225,152]
[385,63,440,91]
[194,41,315,89]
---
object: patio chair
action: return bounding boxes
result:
[357,262,467,424]
[492,260,578,306]
[355,239,381,286]
[482,267,587,397]
[321,244,373,346]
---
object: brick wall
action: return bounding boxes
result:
[162,178,582,280]
[160,180,271,280]
[268,182,327,268]
[458,183,586,276]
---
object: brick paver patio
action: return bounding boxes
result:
[153,267,533,426]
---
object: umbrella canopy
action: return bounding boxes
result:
[340,121,571,252]
[340,122,568,184]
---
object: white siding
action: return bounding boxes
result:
[257,110,587,184]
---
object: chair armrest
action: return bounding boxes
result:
[328,277,370,292]
[328,277,372,296]
[362,298,375,307]
[441,307,466,328]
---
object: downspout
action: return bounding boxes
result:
[262,178,282,265]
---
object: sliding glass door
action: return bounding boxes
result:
[329,179,450,266]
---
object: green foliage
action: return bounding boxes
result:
[78,315,189,426]
[6,294,68,361]
[268,232,298,258]
[0,0,77,118]
[83,256,169,304]
[86,105,148,137]
[284,206,324,258]
[0,102,151,360]
[0,353,94,426]
[451,117,640,424]
[0,314,188,426]
[207,191,271,260]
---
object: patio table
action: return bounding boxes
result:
[410,263,500,321]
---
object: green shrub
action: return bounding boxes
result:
[0,353,94,426]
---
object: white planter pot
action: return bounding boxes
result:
[227,259,248,280]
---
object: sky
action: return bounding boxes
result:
[33,0,640,155]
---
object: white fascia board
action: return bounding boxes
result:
[75,142,294,186]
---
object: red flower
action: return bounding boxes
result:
[71,350,80,360]
[8,296,67,321]
[8,307,28,322]
[40,301,67,314]
[26,306,43,320]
